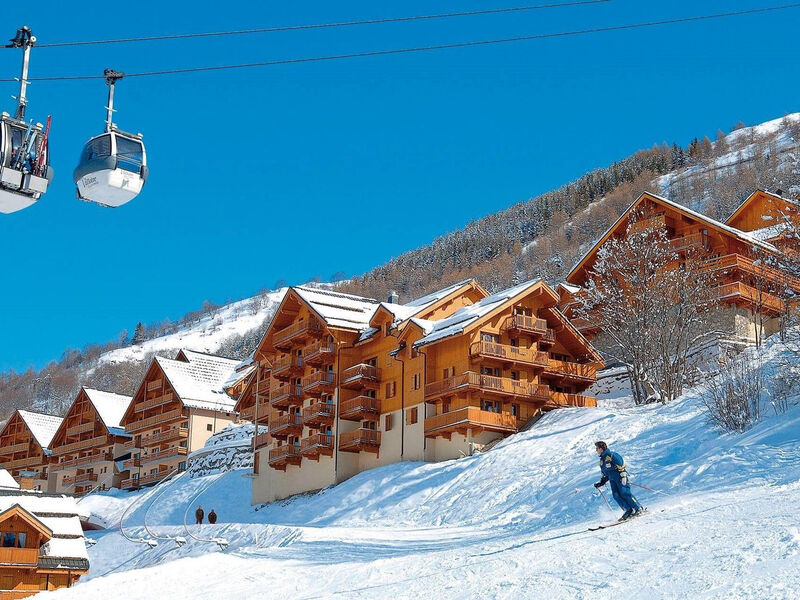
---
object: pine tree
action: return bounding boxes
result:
[131,322,145,345]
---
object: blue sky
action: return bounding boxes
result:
[1,1,798,372]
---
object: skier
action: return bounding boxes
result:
[208,509,217,524]
[195,505,204,525]
[593,441,643,521]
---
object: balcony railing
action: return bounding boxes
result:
[341,364,381,389]
[269,413,304,438]
[122,457,141,470]
[146,378,163,392]
[0,547,39,566]
[469,341,549,367]
[628,212,666,234]
[51,451,114,472]
[544,359,596,381]
[145,427,189,446]
[302,371,336,395]
[339,396,381,421]
[303,341,335,365]
[62,472,98,486]
[141,446,188,465]
[272,354,303,378]
[135,392,176,412]
[713,281,783,313]
[1,455,41,469]
[65,421,95,437]
[424,406,518,437]
[302,401,335,427]
[50,435,109,456]
[131,465,183,487]
[670,232,706,252]
[299,433,334,458]
[425,372,550,402]
[268,445,302,469]
[339,429,381,454]
[548,392,597,408]
[270,383,303,408]
[273,319,323,348]
[502,314,548,337]
[254,432,272,449]
[123,438,140,451]
[703,254,800,290]
[126,409,187,433]
[0,441,29,454]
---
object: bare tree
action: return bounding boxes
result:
[577,207,718,404]
[701,349,764,432]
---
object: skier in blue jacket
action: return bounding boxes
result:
[594,441,643,521]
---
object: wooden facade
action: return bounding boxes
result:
[233,363,272,427]
[561,191,800,342]
[250,280,601,504]
[0,412,61,492]
[47,388,132,496]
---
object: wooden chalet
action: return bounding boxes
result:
[47,388,132,496]
[0,469,89,598]
[251,279,601,504]
[560,190,800,342]
[233,362,271,432]
[119,349,239,489]
[0,412,62,492]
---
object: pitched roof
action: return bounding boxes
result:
[17,410,63,450]
[0,469,18,489]
[222,354,257,390]
[156,352,239,412]
[566,191,779,284]
[82,388,132,434]
[293,286,381,331]
[725,189,800,228]
[413,279,548,347]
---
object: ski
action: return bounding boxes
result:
[589,508,651,531]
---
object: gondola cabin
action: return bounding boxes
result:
[0,113,52,214]
[73,128,148,208]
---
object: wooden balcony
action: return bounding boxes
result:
[670,232,706,252]
[302,401,335,427]
[135,392,177,412]
[0,547,39,567]
[569,316,599,332]
[424,406,518,438]
[146,378,163,392]
[62,472,98,487]
[50,435,109,456]
[126,409,186,433]
[272,355,304,379]
[0,441,29,454]
[425,372,550,402]
[341,364,381,390]
[270,383,303,409]
[123,437,140,451]
[299,434,334,460]
[52,451,114,472]
[65,421,95,437]
[629,211,667,234]
[539,328,556,347]
[141,446,187,465]
[273,319,323,349]
[238,405,255,421]
[122,457,141,470]
[339,429,381,454]
[238,405,269,425]
[713,281,783,313]
[543,359,597,383]
[2,456,41,469]
[304,341,335,365]
[547,392,597,408]
[126,465,182,488]
[254,432,272,449]
[703,254,800,290]
[146,427,188,446]
[268,445,302,470]
[269,413,304,439]
[302,371,336,396]
[256,377,271,398]
[339,396,381,421]
[469,341,549,368]
[502,315,548,338]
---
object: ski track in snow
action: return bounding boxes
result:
[49,333,800,600]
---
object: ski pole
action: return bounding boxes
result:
[630,482,666,495]
[598,488,613,511]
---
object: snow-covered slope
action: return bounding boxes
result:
[55,333,800,599]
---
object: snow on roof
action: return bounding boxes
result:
[17,410,63,450]
[82,388,132,432]
[748,222,790,242]
[414,279,542,347]
[294,286,380,331]
[0,488,88,565]
[157,352,239,412]
[558,282,582,294]
[404,279,476,308]
[0,469,19,489]
[222,355,257,390]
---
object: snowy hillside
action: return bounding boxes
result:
[56,334,800,599]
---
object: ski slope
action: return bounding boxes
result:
[55,335,800,599]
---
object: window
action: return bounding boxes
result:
[406,407,419,425]
[16,533,27,549]
[115,135,145,172]
[206,424,213,432]
[385,381,396,399]
[385,414,393,432]
[2,533,15,548]
[412,373,420,390]
[512,404,519,417]
[442,366,455,379]
[179,461,187,471]
[511,371,520,381]
[481,332,499,343]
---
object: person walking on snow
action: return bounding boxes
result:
[195,505,204,525]
[208,509,217,524]
[593,441,643,521]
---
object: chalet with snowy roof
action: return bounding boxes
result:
[0,468,89,597]
[233,361,271,431]
[560,190,800,342]
[47,388,132,496]
[0,411,62,491]
[725,189,800,249]
[250,280,601,504]
[119,349,239,489]
[224,355,258,399]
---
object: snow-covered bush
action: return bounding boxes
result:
[701,351,764,432]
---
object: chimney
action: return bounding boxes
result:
[387,290,399,304]
[18,470,35,490]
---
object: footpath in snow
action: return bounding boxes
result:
[54,335,800,600]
